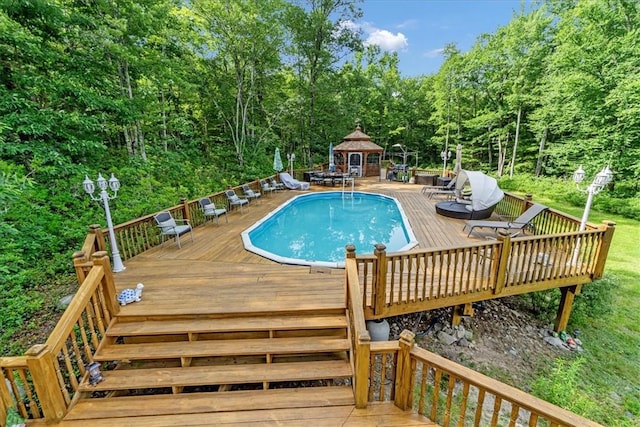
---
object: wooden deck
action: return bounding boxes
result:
[93,179,464,426]
[113,178,483,319]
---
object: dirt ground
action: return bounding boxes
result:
[387,296,570,390]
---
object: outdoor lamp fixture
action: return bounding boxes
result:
[83,173,126,272]
[287,153,296,176]
[571,164,613,264]
[441,148,452,176]
[573,164,613,231]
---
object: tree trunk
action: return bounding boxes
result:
[509,106,522,178]
[535,127,548,177]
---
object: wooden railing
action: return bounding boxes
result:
[1,252,119,424]
[362,331,603,426]
[356,220,615,320]
[72,177,275,278]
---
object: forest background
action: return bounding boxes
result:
[1,0,639,424]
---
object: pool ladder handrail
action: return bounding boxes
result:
[341,175,354,198]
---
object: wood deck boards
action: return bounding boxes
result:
[113,179,482,320]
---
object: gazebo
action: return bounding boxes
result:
[333,125,383,177]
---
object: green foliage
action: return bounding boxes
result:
[531,358,603,420]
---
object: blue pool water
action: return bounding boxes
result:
[241,192,417,268]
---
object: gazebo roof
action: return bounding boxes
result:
[334,125,383,152]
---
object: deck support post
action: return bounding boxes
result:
[554,285,578,332]
[92,251,121,318]
[394,330,415,410]
[592,221,616,279]
[373,244,388,316]
[451,303,474,326]
[493,231,511,295]
[25,344,67,422]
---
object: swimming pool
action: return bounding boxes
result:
[241,191,418,268]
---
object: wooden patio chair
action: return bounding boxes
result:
[198,197,228,225]
[153,211,194,248]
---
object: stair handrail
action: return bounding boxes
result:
[345,245,371,408]
[1,252,118,424]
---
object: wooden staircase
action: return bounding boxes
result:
[61,310,355,426]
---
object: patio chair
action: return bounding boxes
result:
[198,197,228,225]
[225,189,249,213]
[279,172,310,190]
[421,178,457,199]
[269,177,285,191]
[154,211,193,248]
[260,179,275,196]
[463,203,548,237]
[241,184,262,204]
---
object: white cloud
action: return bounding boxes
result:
[366,29,408,52]
[424,48,445,58]
[345,20,409,52]
[397,19,418,29]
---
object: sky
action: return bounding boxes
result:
[354,0,530,76]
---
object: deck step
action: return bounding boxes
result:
[78,360,352,392]
[94,336,349,361]
[65,386,355,421]
[59,405,360,426]
[107,314,348,337]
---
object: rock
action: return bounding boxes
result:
[543,336,566,348]
[508,347,518,356]
[457,337,470,347]
[57,294,75,310]
[464,330,473,341]
[437,331,458,345]
[455,326,467,340]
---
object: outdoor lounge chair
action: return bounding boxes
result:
[279,172,310,190]
[154,211,194,248]
[225,189,249,213]
[269,177,285,191]
[463,203,548,237]
[421,177,457,199]
[199,197,228,225]
[241,184,261,204]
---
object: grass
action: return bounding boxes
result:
[520,192,640,425]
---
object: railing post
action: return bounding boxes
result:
[592,221,616,279]
[493,231,511,295]
[523,193,533,212]
[91,251,120,318]
[89,224,106,252]
[345,244,356,307]
[25,344,67,422]
[72,251,88,285]
[354,331,371,408]
[181,197,191,223]
[373,244,387,316]
[394,330,416,410]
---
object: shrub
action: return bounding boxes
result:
[531,357,603,419]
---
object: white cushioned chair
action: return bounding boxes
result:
[153,211,193,248]
[199,197,228,225]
